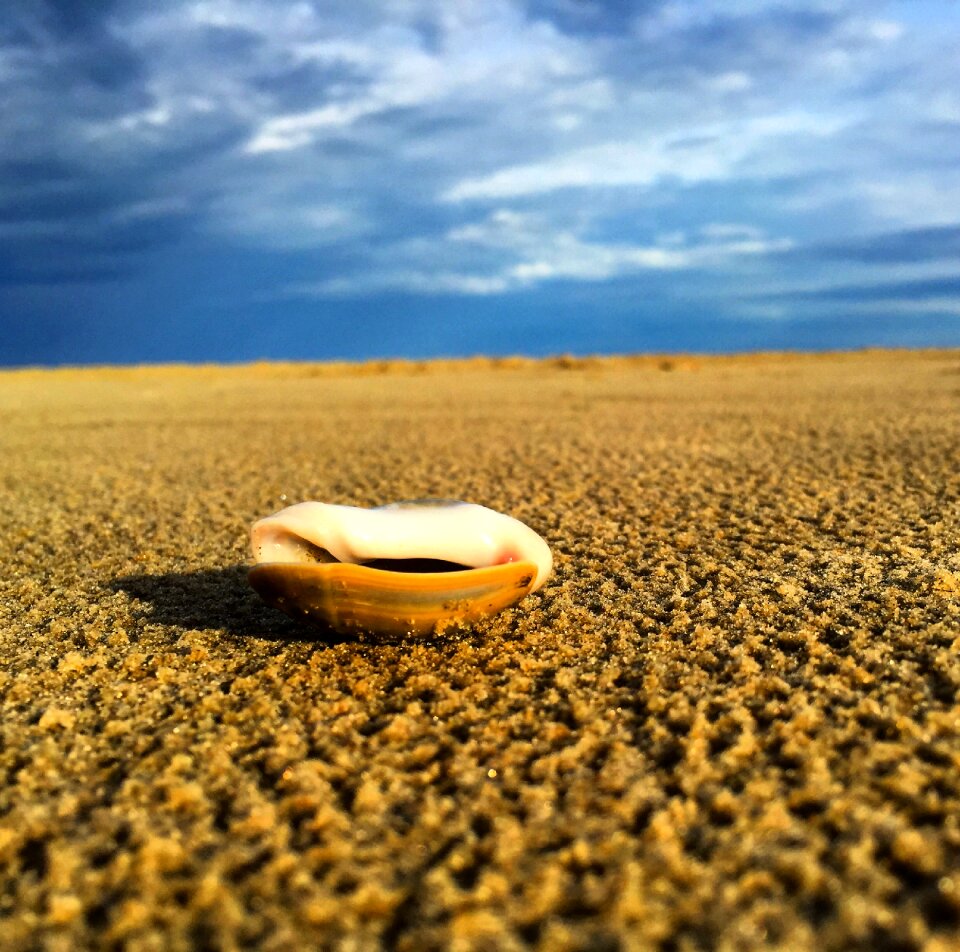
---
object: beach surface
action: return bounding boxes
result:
[1,350,959,951]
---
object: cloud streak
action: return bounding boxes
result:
[294,211,794,297]
[443,112,848,201]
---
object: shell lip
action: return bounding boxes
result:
[247,558,540,638]
[250,500,553,590]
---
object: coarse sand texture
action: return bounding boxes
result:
[1,350,959,951]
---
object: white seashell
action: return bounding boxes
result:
[249,499,552,636]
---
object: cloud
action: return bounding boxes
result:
[443,112,848,201]
[241,1,588,153]
[730,275,960,332]
[207,189,368,249]
[290,210,793,296]
[0,0,958,363]
[312,270,514,297]
[759,275,960,304]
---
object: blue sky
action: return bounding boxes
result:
[2,0,959,365]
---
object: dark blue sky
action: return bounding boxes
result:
[2,0,959,366]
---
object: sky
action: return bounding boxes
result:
[1,0,959,366]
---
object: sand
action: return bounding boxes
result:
[1,350,958,952]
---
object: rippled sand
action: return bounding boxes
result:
[1,350,958,950]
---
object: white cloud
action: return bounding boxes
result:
[208,188,366,249]
[4,0,958,326]
[763,294,960,321]
[245,38,445,152]
[864,19,904,43]
[243,1,588,153]
[859,176,960,228]
[290,209,793,296]
[706,71,753,93]
[246,102,374,152]
[444,140,729,201]
[86,103,173,138]
[700,223,765,241]
[296,270,512,296]
[443,112,848,201]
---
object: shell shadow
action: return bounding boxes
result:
[110,565,347,643]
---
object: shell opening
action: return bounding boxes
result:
[363,557,473,573]
[260,528,473,573]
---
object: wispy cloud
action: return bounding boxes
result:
[443,112,848,201]
[291,210,793,296]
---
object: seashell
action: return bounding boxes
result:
[249,499,552,636]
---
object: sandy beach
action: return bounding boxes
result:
[1,349,958,951]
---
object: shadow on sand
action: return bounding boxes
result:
[111,565,345,643]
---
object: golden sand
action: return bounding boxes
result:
[1,350,959,950]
